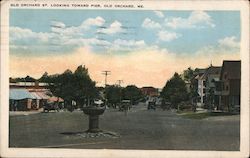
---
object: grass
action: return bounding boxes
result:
[181,112,238,120]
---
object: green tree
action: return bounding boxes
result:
[73,65,98,107]
[183,67,194,82]
[105,85,122,108]
[122,85,144,105]
[48,65,98,110]
[161,73,189,109]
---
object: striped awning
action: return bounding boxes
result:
[9,89,36,100]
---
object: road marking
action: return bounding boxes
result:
[36,141,108,148]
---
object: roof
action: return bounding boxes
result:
[220,60,241,80]
[9,89,36,100]
[202,66,221,79]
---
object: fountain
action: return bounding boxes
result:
[82,100,105,133]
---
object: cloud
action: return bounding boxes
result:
[154,11,164,18]
[218,36,240,49]
[81,16,105,28]
[10,27,52,43]
[50,17,105,37]
[10,26,111,55]
[195,36,240,58]
[10,35,240,88]
[109,39,146,52]
[165,11,215,29]
[157,30,181,42]
[142,18,161,29]
[97,21,123,34]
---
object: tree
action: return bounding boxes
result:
[105,85,122,108]
[48,65,98,110]
[122,85,144,105]
[183,67,194,82]
[38,72,50,82]
[161,73,189,109]
[73,65,98,107]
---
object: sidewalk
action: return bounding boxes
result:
[9,110,42,116]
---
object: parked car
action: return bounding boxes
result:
[147,101,156,110]
[43,102,59,112]
[119,100,131,111]
[161,101,171,110]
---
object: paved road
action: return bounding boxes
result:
[9,103,240,150]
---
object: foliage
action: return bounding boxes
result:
[183,67,194,82]
[161,73,189,108]
[105,85,122,106]
[10,75,36,82]
[46,65,98,108]
[122,85,144,105]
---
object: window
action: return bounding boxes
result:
[224,73,227,80]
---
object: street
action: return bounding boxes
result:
[9,103,240,150]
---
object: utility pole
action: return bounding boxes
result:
[102,71,111,87]
[117,80,123,87]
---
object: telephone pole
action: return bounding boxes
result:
[102,70,111,87]
[117,80,123,87]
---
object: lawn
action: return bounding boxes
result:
[180,111,238,119]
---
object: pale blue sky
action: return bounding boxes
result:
[10,9,240,56]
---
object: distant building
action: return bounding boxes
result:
[140,87,159,97]
[219,61,241,111]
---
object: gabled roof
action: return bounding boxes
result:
[202,66,221,79]
[220,60,241,80]
[9,88,36,100]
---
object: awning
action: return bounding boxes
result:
[9,89,36,100]
[35,91,50,99]
[48,96,64,102]
[30,92,42,100]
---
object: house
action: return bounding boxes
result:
[202,65,221,110]
[219,60,241,111]
[194,69,206,108]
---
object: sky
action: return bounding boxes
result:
[9,9,241,88]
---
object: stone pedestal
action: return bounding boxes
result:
[87,115,102,133]
[82,106,105,133]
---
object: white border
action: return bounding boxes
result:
[1,0,249,158]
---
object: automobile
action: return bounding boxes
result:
[43,101,59,112]
[147,101,156,110]
[94,99,104,107]
[161,102,171,110]
[119,100,131,111]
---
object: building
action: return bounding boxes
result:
[9,88,36,111]
[202,65,221,110]
[140,87,159,97]
[9,81,63,111]
[194,69,206,108]
[219,60,241,111]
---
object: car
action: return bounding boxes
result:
[43,102,59,112]
[147,101,156,110]
[119,100,131,111]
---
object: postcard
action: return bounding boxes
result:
[0,0,249,158]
